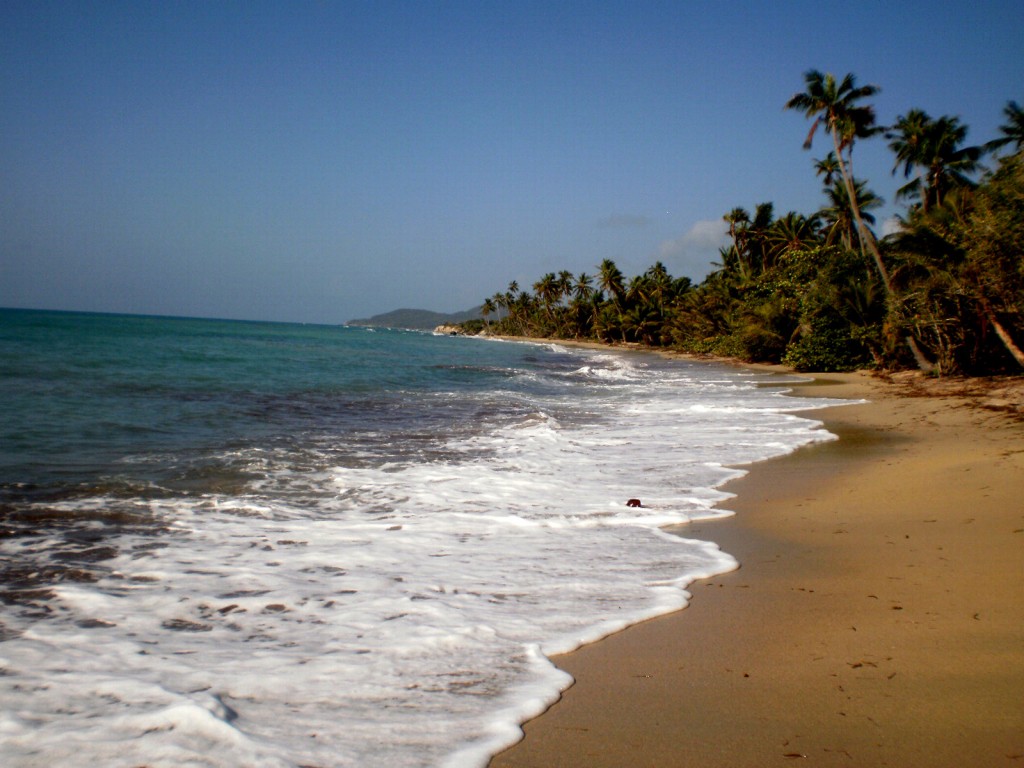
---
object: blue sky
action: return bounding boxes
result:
[2,1,1021,324]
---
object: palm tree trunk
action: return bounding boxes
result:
[905,332,938,371]
[831,130,936,372]
[986,308,1024,369]
[830,131,891,290]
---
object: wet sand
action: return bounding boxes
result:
[490,370,1024,767]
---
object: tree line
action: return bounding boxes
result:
[463,71,1023,374]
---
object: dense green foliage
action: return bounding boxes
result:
[472,72,1023,375]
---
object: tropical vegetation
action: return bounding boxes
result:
[463,71,1023,375]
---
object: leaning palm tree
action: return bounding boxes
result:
[786,70,935,370]
[785,70,891,289]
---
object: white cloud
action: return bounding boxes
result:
[657,219,728,280]
[881,216,903,238]
[659,219,727,258]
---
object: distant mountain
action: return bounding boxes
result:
[346,306,484,330]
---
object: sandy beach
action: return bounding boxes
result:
[490,369,1024,767]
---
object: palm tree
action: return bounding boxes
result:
[964,152,1024,368]
[819,178,883,250]
[888,108,931,186]
[785,70,891,289]
[814,152,842,186]
[533,273,560,330]
[785,70,942,370]
[670,275,693,300]
[985,100,1024,154]
[490,292,509,331]
[573,272,594,303]
[626,273,652,308]
[481,297,496,330]
[562,272,595,338]
[598,259,625,308]
[724,207,750,260]
[887,111,982,212]
[620,304,662,346]
[645,261,671,298]
[556,270,574,304]
[747,202,775,273]
[765,212,822,266]
[501,282,524,334]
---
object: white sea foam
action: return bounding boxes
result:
[0,348,851,767]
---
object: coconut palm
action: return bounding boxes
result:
[499,282,527,333]
[888,111,982,212]
[985,100,1024,154]
[573,272,594,303]
[597,259,625,308]
[561,271,575,303]
[645,261,671,298]
[724,207,750,260]
[765,211,822,266]
[962,153,1024,368]
[560,273,595,338]
[620,304,662,346]
[533,272,558,307]
[624,262,671,311]
[888,109,931,181]
[785,70,891,288]
[490,292,503,312]
[785,71,942,370]
[481,297,496,330]
[819,178,883,250]
[746,202,775,273]
[814,152,842,186]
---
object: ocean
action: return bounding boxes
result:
[0,308,848,767]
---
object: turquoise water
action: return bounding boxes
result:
[0,308,844,767]
[1,310,543,491]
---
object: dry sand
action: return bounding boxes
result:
[490,369,1024,767]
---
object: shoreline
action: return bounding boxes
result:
[489,364,1024,767]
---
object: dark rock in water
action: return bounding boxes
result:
[161,618,213,632]
[626,498,643,508]
[212,693,240,723]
